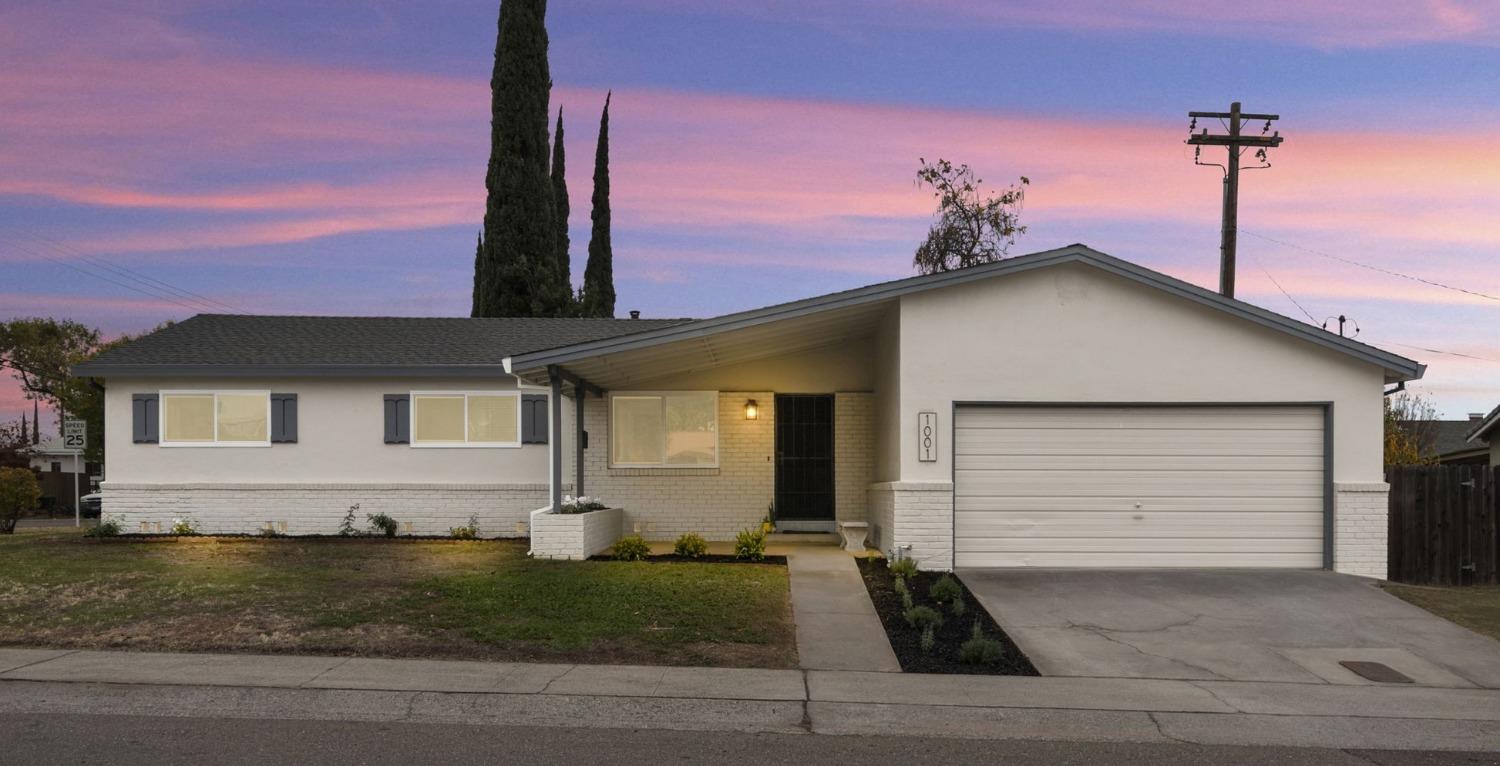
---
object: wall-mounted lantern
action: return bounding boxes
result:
[744,399,759,420]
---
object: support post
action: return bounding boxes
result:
[550,371,563,512]
[1187,101,1282,300]
[575,389,586,496]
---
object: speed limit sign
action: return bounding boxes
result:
[63,419,87,452]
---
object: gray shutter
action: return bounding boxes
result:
[270,394,298,443]
[384,394,410,444]
[131,394,159,443]
[521,394,548,444]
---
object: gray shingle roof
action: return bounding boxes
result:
[73,315,691,377]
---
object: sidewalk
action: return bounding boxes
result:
[3,647,1498,751]
[783,546,900,672]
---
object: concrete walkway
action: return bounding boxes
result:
[2,648,1499,751]
[783,546,901,672]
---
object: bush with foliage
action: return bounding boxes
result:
[366,513,399,538]
[558,495,609,514]
[888,556,918,580]
[960,622,1006,665]
[169,516,199,536]
[257,525,285,538]
[85,514,122,538]
[0,467,40,534]
[893,576,914,610]
[951,594,967,617]
[339,504,360,537]
[920,624,936,654]
[903,604,943,631]
[673,532,708,558]
[929,574,962,604]
[734,527,767,561]
[613,534,651,561]
[449,514,481,540]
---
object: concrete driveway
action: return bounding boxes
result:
[962,569,1500,688]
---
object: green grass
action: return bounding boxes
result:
[1382,583,1500,643]
[0,528,796,667]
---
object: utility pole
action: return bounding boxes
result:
[1187,102,1283,298]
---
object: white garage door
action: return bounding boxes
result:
[954,405,1326,569]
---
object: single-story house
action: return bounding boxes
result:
[1462,405,1500,466]
[1424,412,1496,465]
[75,245,1424,577]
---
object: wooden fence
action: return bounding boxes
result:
[1386,465,1498,585]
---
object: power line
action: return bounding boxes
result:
[1186,101,1284,299]
[1242,229,1500,304]
[12,231,245,314]
[0,239,211,315]
[1249,256,1318,324]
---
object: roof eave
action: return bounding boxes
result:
[71,363,514,379]
[1466,404,1500,441]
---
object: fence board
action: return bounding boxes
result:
[1386,465,1499,585]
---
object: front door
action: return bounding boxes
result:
[774,394,835,531]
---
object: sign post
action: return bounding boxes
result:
[63,419,86,527]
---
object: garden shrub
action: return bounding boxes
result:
[903,604,943,631]
[169,517,199,536]
[920,624,936,654]
[84,515,122,538]
[929,574,962,604]
[257,525,285,538]
[673,532,708,558]
[366,513,399,538]
[960,622,1006,665]
[888,556,918,580]
[734,527,767,561]
[339,504,360,537]
[951,594,967,617]
[613,534,651,561]
[449,514,481,540]
[0,467,41,535]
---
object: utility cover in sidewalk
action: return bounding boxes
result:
[1339,660,1415,684]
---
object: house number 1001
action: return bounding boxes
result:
[918,411,937,462]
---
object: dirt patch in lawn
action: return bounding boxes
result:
[0,529,797,668]
[856,557,1036,675]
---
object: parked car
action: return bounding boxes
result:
[78,493,102,519]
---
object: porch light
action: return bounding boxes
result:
[744,399,759,420]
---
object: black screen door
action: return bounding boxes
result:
[774,394,834,525]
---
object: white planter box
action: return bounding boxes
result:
[529,506,624,560]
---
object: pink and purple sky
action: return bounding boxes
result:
[3,0,1499,432]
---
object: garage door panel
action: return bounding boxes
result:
[953,405,1325,569]
[954,511,1325,538]
[956,469,1323,497]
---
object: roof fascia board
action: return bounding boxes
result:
[71,364,513,378]
[1466,405,1500,441]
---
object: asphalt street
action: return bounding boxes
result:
[3,713,1498,766]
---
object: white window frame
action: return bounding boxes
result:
[608,391,720,469]
[409,391,522,449]
[158,390,272,448]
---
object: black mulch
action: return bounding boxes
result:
[856,557,1037,676]
[586,553,788,565]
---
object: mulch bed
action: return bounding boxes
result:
[856,557,1037,676]
[587,554,788,565]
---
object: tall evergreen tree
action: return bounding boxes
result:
[550,108,572,302]
[469,231,484,318]
[473,0,564,317]
[580,92,615,318]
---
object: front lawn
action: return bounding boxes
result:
[1382,582,1500,643]
[0,529,796,668]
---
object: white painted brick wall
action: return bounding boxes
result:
[1334,481,1389,579]
[868,485,895,553]
[529,506,623,560]
[835,393,874,524]
[100,482,569,537]
[871,481,954,571]
[582,392,774,540]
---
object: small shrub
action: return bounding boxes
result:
[339,504,360,537]
[85,515,122,538]
[919,624,936,654]
[892,576,909,596]
[169,517,199,536]
[900,589,914,611]
[449,514,481,540]
[960,622,1006,665]
[951,594,967,618]
[558,495,608,514]
[0,467,41,535]
[734,527,767,561]
[257,525,285,538]
[366,513,399,538]
[929,574,962,604]
[889,556,918,580]
[613,534,651,561]
[673,532,708,558]
[903,605,943,631]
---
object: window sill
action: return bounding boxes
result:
[607,467,720,477]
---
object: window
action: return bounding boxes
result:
[50,461,61,473]
[160,391,270,446]
[610,392,718,468]
[411,393,520,446]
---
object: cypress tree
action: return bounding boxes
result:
[470,231,484,318]
[550,108,572,305]
[580,92,615,318]
[474,0,563,317]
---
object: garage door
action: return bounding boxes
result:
[954,405,1325,569]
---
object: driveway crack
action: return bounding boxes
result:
[1062,619,1230,681]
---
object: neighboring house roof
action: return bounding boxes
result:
[1407,419,1489,460]
[1468,404,1500,443]
[508,244,1425,383]
[25,437,75,457]
[73,315,691,377]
